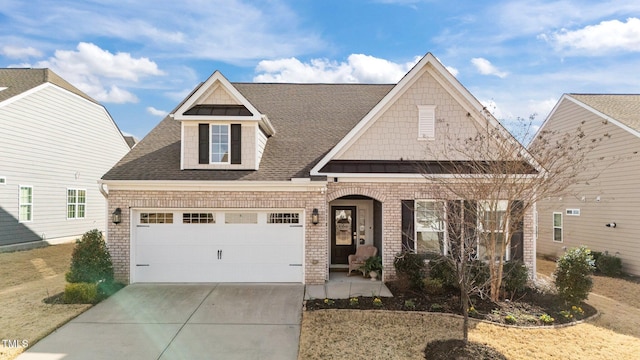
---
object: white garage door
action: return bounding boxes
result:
[132,210,304,283]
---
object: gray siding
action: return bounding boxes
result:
[537,98,640,275]
[0,84,130,245]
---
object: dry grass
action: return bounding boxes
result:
[299,258,640,359]
[0,243,91,360]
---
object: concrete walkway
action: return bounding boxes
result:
[19,283,303,360]
[304,272,393,300]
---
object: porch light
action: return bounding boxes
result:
[312,208,319,225]
[112,208,122,224]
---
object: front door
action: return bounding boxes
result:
[331,206,357,264]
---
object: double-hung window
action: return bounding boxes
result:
[19,186,33,222]
[553,212,563,242]
[210,124,229,163]
[478,200,509,261]
[67,189,86,219]
[415,200,446,256]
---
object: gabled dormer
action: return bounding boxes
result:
[173,71,275,170]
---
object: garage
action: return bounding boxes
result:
[131,209,304,283]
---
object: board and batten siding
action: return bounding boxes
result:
[0,84,130,245]
[537,98,640,275]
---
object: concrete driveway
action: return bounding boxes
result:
[19,283,304,360]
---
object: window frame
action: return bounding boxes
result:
[414,200,447,256]
[210,124,230,164]
[66,188,86,219]
[19,185,33,222]
[477,200,510,261]
[553,212,563,243]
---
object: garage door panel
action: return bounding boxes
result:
[133,210,304,283]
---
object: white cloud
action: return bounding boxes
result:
[146,106,167,117]
[445,65,459,77]
[32,42,163,103]
[471,58,508,78]
[542,17,640,55]
[254,54,420,83]
[1,45,42,59]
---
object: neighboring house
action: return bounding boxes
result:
[101,53,537,284]
[536,94,640,276]
[0,68,131,247]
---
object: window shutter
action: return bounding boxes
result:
[198,124,209,164]
[463,200,478,258]
[401,200,415,252]
[417,105,436,139]
[231,124,241,164]
[509,200,524,261]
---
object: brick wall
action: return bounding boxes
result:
[106,189,327,284]
[107,183,536,284]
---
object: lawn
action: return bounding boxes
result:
[299,257,640,359]
[0,243,91,360]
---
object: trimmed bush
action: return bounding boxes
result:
[502,260,529,295]
[554,246,595,305]
[66,229,114,284]
[394,252,426,291]
[596,253,623,277]
[63,282,98,304]
[423,277,444,295]
[428,255,457,288]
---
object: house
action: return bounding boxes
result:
[535,94,640,276]
[100,53,537,284]
[0,68,132,248]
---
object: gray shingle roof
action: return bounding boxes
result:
[0,68,97,104]
[102,83,394,181]
[570,94,640,132]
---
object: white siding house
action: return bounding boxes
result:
[0,69,131,247]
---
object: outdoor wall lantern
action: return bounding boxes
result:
[605,222,617,228]
[312,208,319,225]
[112,208,122,224]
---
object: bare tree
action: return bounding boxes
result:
[419,111,612,304]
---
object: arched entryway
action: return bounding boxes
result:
[328,194,383,279]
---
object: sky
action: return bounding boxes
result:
[1,0,640,140]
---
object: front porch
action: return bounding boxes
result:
[304,271,393,300]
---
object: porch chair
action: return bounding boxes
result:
[348,245,378,276]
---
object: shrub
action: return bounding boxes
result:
[469,260,490,291]
[502,260,529,295]
[596,252,623,277]
[423,278,444,295]
[554,246,595,305]
[66,229,114,284]
[394,252,426,291]
[63,282,98,304]
[428,255,457,288]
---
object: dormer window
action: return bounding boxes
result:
[211,125,229,163]
[198,123,242,165]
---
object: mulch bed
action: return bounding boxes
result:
[305,281,596,327]
[425,339,507,360]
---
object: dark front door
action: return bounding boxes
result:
[331,206,357,264]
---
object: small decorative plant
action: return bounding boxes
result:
[539,314,554,324]
[323,298,335,306]
[504,314,517,324]
[349,297,359,306]
[468,306,478,317]
[372,297,383,307]
[362,256,383,279]
[404,299,416,310]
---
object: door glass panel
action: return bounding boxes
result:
[335,209,353,245]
